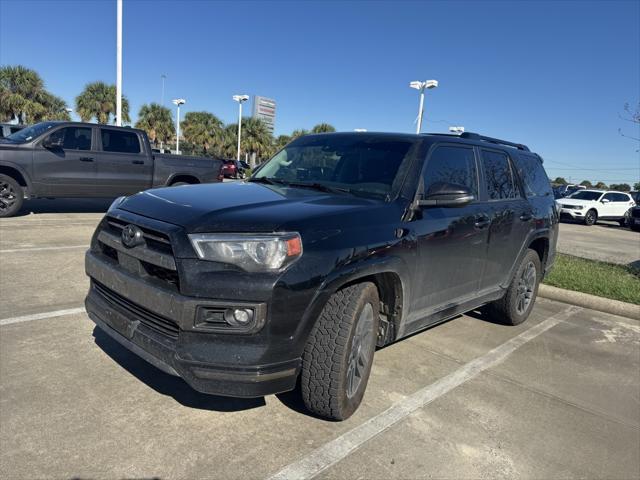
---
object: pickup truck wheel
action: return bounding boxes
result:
[485,249,541,326]
[171,182,190,187]
[301,282,379,420]
[583,209,597,226]
[0,175,23,218]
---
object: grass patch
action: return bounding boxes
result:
[544,254,640,305]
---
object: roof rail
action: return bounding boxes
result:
[459,132,530,151]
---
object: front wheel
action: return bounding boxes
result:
[485,249,541,326]
[301,282,379,420]
[583,209,597,226]
[0,174,24,218]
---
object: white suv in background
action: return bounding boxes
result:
[557,190,636,226]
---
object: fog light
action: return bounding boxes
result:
[224,308,254,327]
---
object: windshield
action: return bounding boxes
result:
[5,122,58,143]
[568,190,602,201]
[252,134,417,199]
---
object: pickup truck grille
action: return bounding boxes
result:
[96,216,180,290]
[93,281,180,338]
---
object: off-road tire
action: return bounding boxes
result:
[0,174,23,218]
[583,209,597,226]
[485,249,541,326]
[301,282,379,420]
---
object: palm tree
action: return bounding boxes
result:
[180,111,224,155]
[239,117,272,165]
[75,81,130,124]
[135,103,174,148]
[0,65,70,123]
[290,129,309,140]
[311,123,336,133]
[274,134,292,150]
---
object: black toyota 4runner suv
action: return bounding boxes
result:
[85,132,558,420]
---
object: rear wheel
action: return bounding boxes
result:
[301,282,379,420]
[171,181,190,187]
[0,174,23,218]
[485,249,541,326]
[583,209,597,226]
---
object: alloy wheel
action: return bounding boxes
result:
[0,180,17,213]
[346,303,375,398]
[515,261,536,315]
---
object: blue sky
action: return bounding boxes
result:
[1,0,638,185]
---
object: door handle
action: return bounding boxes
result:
[79,157,94,162]
[132,160,144,165]
[474,215,491,229]
[519,212,533,221]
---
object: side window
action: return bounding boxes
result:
[481,149,519,200]
[422,146,478,197]
[610,193,630,202]
[101,129,141,154]
[512,154,552,198]
[48,127,92,150]
[602,193,616,202]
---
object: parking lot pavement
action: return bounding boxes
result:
[1,209,639,479]
[558,221,640,267]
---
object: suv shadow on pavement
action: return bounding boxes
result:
[92,327,266,412]
[12,198,117,218]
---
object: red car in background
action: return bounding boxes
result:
[221,159,248,179]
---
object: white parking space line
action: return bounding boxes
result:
[0,307,86,326]
[268,306,581,480]
[0,245,87,253]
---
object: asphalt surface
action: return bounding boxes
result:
[1,199,639,479]
[558,220,640,268]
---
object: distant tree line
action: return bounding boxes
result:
[0,65,336,162]
[552,177,639,192]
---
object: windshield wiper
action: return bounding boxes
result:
[249,176,278,185]
[283,182,352,195]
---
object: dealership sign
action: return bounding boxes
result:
[252,96,276,133]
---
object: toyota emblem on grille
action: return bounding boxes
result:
[121,224,144,248]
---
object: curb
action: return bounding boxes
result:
[539,284,640,321]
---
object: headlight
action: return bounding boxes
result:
[188,233,303,272]
[573,205,584,210]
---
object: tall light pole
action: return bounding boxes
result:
[233,94,249,162]
[116,0,123,126]
[172,98,185,154]
[409,80,438,134]
[161,74,166,105]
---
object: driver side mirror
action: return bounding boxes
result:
[42,135,63,149]
[417,182,475,208]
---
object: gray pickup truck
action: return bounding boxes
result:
[0,121,223,217]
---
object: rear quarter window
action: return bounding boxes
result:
[513,154,552,198]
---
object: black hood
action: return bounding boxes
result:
[118,181,386,233]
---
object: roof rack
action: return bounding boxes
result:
[459,132,530,151]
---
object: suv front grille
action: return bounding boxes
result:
[93,281,180,338]
[105,217,173,255]
[96,216,180,290]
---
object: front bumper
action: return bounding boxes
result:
[559,208,585,220]
[85,251,300,398]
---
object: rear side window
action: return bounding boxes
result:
[512,154,553,198]
[101,129,141,154]
[423,145,478,197]
[604,192,631,202]
[48,127,92,150]
[481,149,519,200]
